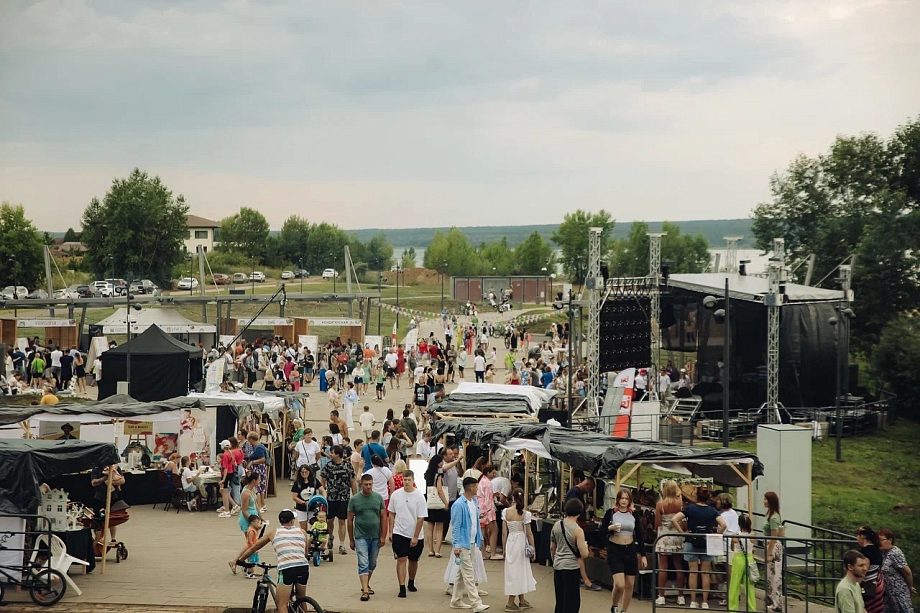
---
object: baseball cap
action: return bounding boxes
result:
[278,509,296,524]
[220,440,231,449]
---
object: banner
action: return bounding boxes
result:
[363,335,383,351]
[153,433,178,458]
[178,408,215,466]
[371,300,561,328]
[307,317,362,327]
[298,335,318,354]
[124,420,154,435]
[19,319,76,328]
[235,317,293,327]
[38,420,81,440]
[205,359,224,392]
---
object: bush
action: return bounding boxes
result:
[871,314,920,419]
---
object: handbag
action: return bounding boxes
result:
[742,538,760,583]
[524,542,535,559]
[427,486,445,510]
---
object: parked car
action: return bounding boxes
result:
[0,286,29,300]
[92,281,114,297]
[322,268,338,279]
[281,270,294,280]
[53,288,77,299]
[293,269,309,278]
[105,278,128,295]
[249,271,266,283]
[25,289,49,299]
[212,273,229,285]
[232,272,248,284]
[129,279,158,295]
[177,277,199,290]
[74,285,98,298]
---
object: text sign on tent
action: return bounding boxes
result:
[19,319,77,328]
[298,335,318,354]
[124,421,154,435]
[236,318,293,327]
[105,324,216,334]
[307,318,362,326]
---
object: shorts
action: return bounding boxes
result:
[607,542,639,576]
[296,509,309,524]
[376,382,385,391]
[280,564,310,586]
[392,533,424,561]
[328,500,348,521]
[354,377,364,384]
[458,366,464,373]
[683,540,713,563]
[386,367,395,378]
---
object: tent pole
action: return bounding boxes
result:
[280,412,287,484]
[100,465,114,575]
[746,463,753,515]
[615,467,621,491]
[523,450,530,505]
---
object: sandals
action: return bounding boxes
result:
[367,588,375,595]
[428,552,437,557]
[360,591,370,602]
[228,561,237,575]
[435,552,443,558]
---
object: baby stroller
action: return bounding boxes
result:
[78,503,130,562]
[306,495,333,566]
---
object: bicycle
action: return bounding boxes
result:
[238,562,323,613]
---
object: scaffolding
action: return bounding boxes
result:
[764,238,785,422]
[584,227,603,418]
[723,236,743,273]
[647,232,666,400]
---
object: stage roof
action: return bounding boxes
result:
[668,273,845,304]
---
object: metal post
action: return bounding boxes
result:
[567,291,574,412]
[250,257,255,295]
[585,227,603,416]
[648,232,666,398]
[300,258,304,294]
[723,277,730,448]
[395,266,400,330]
[332,254,337,294]
[377,271,382,337]
[125,286,132,396]
[835,303,843,462]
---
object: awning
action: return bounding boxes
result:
[452,382,556,411]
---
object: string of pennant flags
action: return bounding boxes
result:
[371,300,560,327]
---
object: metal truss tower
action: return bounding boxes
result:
[723,236,743,273]
[584,227,603,417]
[765,238,785,422]
[647,232,667,399]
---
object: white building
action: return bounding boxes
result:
[184,214,219,254]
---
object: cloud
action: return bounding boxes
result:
[0,0,917,231]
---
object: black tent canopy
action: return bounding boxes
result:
[0,395,214,428]
[0,439,120,514]
[430,421,763,488]
[99,325,204,402]
[428,393,535,417]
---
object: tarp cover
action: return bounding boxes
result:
[668,273,844,304]
[0,439,119,514]
[430,421,763,486]
[452,382,556,411]
[99,325,204,402]
[429,394,534,415]
[0,395,211,428]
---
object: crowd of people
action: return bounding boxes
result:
[2,337,97,398]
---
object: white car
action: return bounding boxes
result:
[177,277,200,290]
[54,288,77,299]
[281,270,294,280]
[322,268,338,279]
[0,286,29,300]
[249,271,266,283]
[92,281,113,297]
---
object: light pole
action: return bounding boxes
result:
[299,257,304,294]
[377,268,383,337]
[329,252,337,294]
[704,277,731,447]
[541,267,547,305]
[250,256,255,295]
[395,265,401,330]
[440,260,447,313]
[187,252,194,296]
[124,279,142,397]
[550,273,556,303]
[830,304,855,462]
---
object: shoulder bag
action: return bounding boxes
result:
[556,520,581,559]
[741,538,759,583]
[427,480,445,510]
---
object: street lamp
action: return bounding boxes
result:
[377,259,383,337]
[703,277,731,447]
[187,252,194,296]
[550,273,556,303]
[124,281,142,397]
[299,257,304,294]
[829,305,855,462]
[440,260,448,312]
[541,267,547,305]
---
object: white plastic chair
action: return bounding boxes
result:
[30,533,89,596]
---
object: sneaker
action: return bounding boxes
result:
[186,500,195,512]
[478,589,489,596]
[585,583,603,591]
[260,506,267,512]
[656,597,666,606]
[518,601,532,610]
[505,606,520,612]
[677,597,687,606]
[473,606,490,613]
[243,571,256,579]
[218,511,232,518]
[701,604,709,610]
[690,603,699,609]
[446,587,454,596]
[450,603,472,610]
[339,545,347,555]
[216,506,227,513]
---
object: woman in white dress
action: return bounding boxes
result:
[502,489,536,611]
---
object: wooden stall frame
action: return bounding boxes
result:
[613,459,756,512]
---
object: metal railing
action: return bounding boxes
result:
[782,520,857,609]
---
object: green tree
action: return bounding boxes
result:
[304,222,349,273]
[364,232,394,271]
[217,207,270,260]
[276,216,311,265]
[609,221,649,276]
[81,169,189,285]
[63,227,80,242]
[0,202,45,288]
[424,228,480,276]
[42,231,55,246]
[550,209,615,286]
[513,231,556,274]
[477,237,515,275]
[871,314,920,416]
[400,247,417,269]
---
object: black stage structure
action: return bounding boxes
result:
[662,273,845,411]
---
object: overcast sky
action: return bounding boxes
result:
[1,1,917,232]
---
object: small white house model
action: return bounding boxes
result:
[41,489,69,530]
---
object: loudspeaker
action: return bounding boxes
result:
[659,297,677,328]
[599,297,651,372]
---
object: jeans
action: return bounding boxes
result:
[230,480,241,506]
[554,568,582,613]
[355,538,380,576]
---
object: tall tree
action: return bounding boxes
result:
[609,221,650,277]
[513,231,556,274]
[424,228,480,276]
[365,232,394,271]
[0,202,45,288]
[276,215,311,265]
[304,222,349,273]
[81,169,189,285]
[400,247,417,270]
[550,209,615,286]
[217,207,270,260]
[478,237,515,275]
[62,227,80,242]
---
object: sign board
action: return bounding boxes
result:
[363,335,383,350]
[205,360,225,392]
[104,324,216,334]
[19,319,77,328]
[124,420,154,435]
[307,318,362,327]
[298,335,318,354]
[235,317,293,327]
[38,420,81,440]
[219,335,237,348]
[16,338,28,353]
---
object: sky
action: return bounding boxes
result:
[1,0,918,232]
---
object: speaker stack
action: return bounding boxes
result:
[599,297,651,372]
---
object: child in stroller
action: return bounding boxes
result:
[306,495,333,566]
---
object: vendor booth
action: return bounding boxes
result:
[98,325,204,402]
[0,317,80,352]
[95,307,217,348]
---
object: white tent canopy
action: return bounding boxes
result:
[188,391,285,412]
[452,382,556,412]
[96,308,216,335]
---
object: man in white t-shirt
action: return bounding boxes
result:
[358,406,376,439]
[473,352,486,383]
[384,352,398,390]
[387,469,428,598]
[294,429,321,468]
[49,348,63,388]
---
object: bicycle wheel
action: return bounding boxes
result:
[289,595,323,613]
[251,584,270,613]
[30,569,66,606]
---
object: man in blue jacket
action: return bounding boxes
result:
[450,477,489,612]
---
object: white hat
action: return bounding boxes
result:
[220,439,231,449]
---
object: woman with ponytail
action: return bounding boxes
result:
[858,526,887,613]
[228,471,263,575]
[502,488,536,610]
